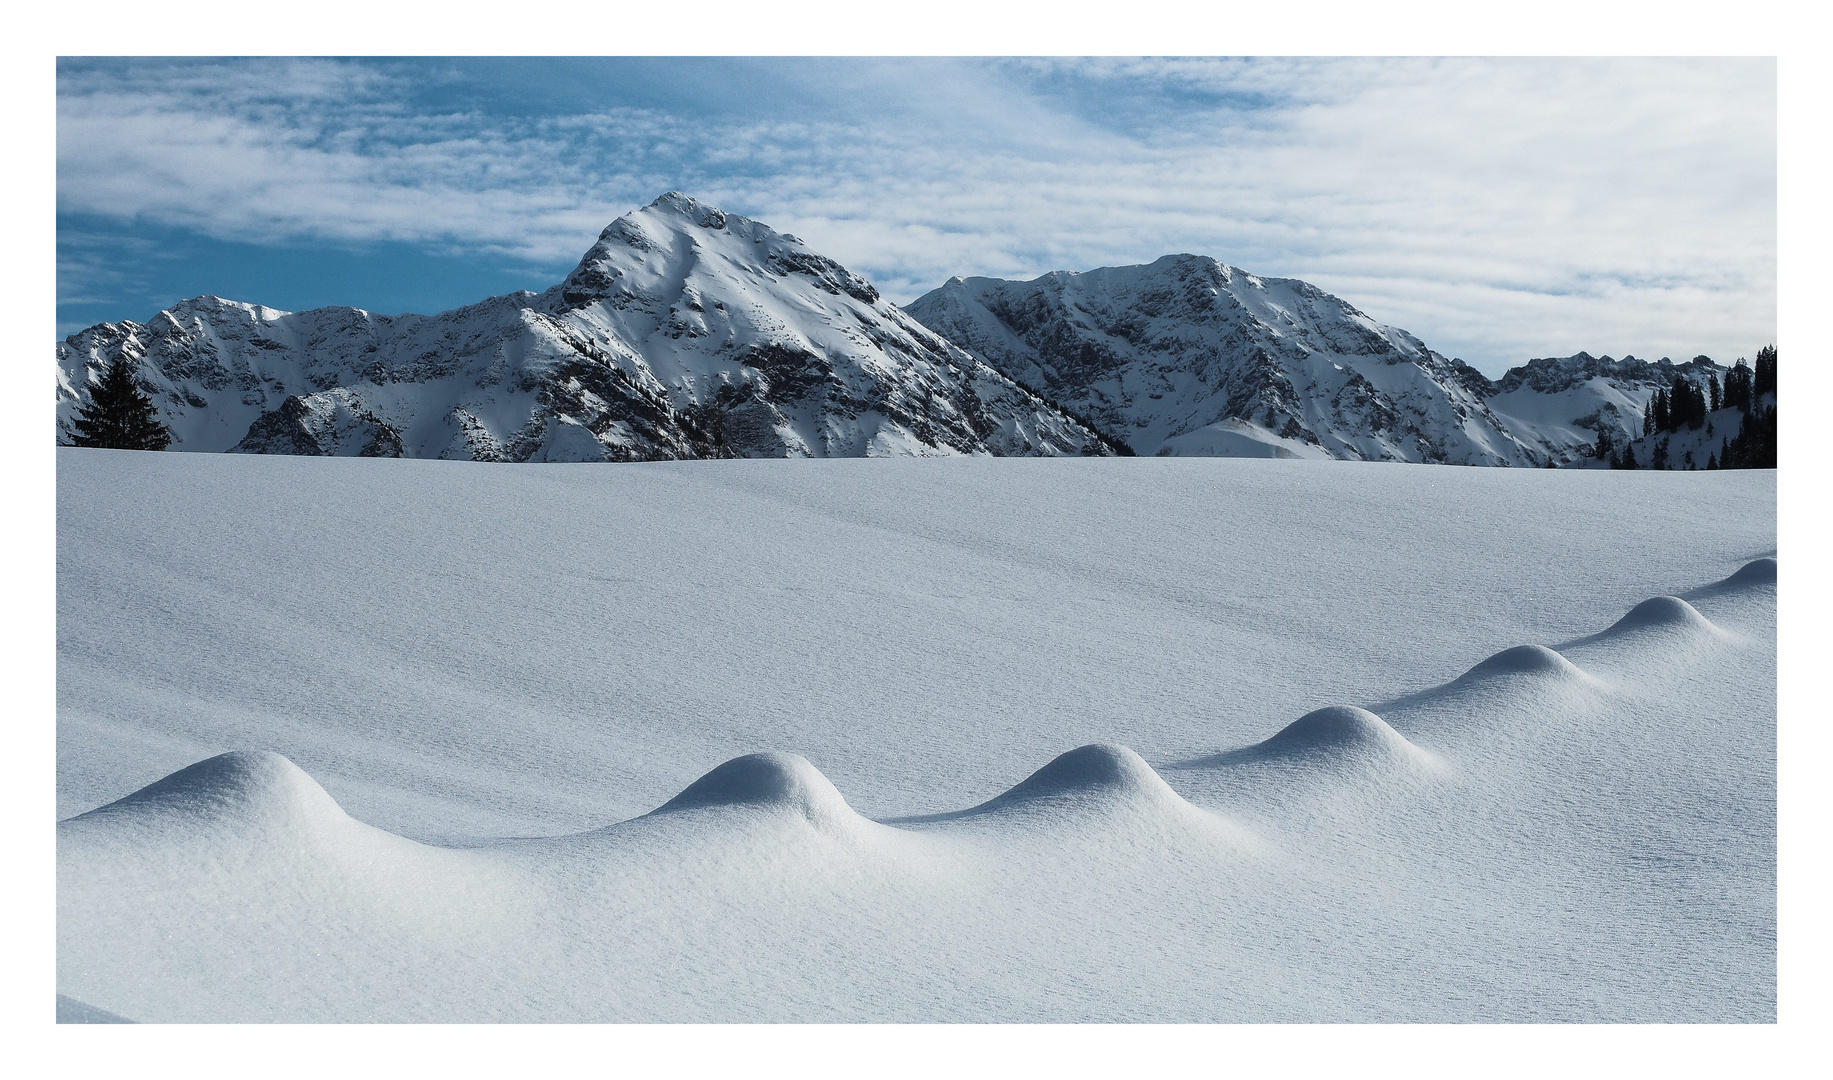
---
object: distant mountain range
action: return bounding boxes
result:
[56,193,1111,461]
[57,193,1744,466]
[907,263,1733,466]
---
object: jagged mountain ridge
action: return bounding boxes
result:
[1483,352,1734,468]
[905,261,1737,466]
[55,193,1113,461]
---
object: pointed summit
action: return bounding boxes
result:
[644,191,728,230]
[59,194,1114,462]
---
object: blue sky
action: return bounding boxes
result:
[56,57,1775,375]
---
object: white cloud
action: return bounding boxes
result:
[56,57,1775,373]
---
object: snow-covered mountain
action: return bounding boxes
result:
[55,194,1113,461]
[1486,352,1742,468]
[906,260,1739,466]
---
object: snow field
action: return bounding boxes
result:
[56,450,1774,1021]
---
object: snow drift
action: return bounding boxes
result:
[655,751,865,831]
[57,452,1774,1021]
[58,572,1775,1020]
[1600,595,1727,638]
[1249,705,1434,765]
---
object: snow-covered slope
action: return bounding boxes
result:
[54,194,1110,461]
[906,258,1532,463]
[1489,352,1737,466]
[907,265,1744,466]
[58,450,1774,1020]
[1586,402,1760,472]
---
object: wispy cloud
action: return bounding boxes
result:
[56,57,1775,372]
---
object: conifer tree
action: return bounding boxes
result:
[1672,376,1705,430]
[70,357,173,451]
[1651,437,1669,470]
[1724,360,1754,413]
[1709,372,1722,412]
[1716,348,1777,468]
[1742,404,1777,468]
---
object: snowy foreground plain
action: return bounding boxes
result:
[57,449,1776,1022]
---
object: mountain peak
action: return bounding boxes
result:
[59,195,1114,462]
[643,191,728,230]
[906,257,1536,464]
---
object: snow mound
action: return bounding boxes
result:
[1456,644,1591,684]
[654,751,859,828]
[1604,595,1722,636]
[975,743,1187,813]
[68,750,347,831]
[1252,705,1432,764]
[1724,557,1777,586]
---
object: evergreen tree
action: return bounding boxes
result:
[1720,405,1777,470]
[1651,437,1669,470]
[1754,344,1776,400]
[1683,378,1704,428]
[1707,450,1718,470]
[1709,372,1722,412]
[69,357,172,451]
[1716,347,1777,469]
[1593,426,1615,461]
[1724,360,1753,413]
[1746,404,1777,468]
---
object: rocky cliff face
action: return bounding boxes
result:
[906,256,1536,464]
[55,193,1112,461]
[906,259,1748,467]
[1478,352,1733,466]
[58,198,1743,468]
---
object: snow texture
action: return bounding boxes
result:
[57,450,1774,1021]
